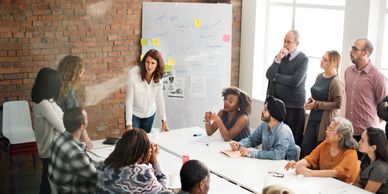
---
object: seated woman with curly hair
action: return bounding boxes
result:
[204,86,252,141]
[95,129,169,194]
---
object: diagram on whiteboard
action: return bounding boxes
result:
[162,74,185,99]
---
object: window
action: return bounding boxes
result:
[252,0,345,101]
[380,1,388,76]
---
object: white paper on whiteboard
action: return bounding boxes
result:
[168,76,185,99]
[190,76,206,98]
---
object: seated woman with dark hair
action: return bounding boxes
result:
[204,86,252,141]
[284,117,359,184]
[95,129,169,194]
[357,127,388,194]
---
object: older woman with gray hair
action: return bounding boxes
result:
[284,117,359,183]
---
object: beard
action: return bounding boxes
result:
[261,113,271,123]
[350,55,362,65]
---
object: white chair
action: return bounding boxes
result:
[295,144,301,161]
[2,100,36,144]
[1,100,38,170]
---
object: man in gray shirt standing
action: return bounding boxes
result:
[266,30,309,146]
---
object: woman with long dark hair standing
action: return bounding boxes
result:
[31,67,65,194]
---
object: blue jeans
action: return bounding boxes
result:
[132,113,156,133]
[40,158,51,194]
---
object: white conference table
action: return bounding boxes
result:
[155,127,372,194]
[88,139,252,194]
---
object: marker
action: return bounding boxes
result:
[193,133,202,137]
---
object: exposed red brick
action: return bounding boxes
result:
[1,0,242,137]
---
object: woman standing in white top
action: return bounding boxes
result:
[125,49,169,132]
[31,67,66,194]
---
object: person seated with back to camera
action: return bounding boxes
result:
[49,107,99,194]
[284,117,359,184]
[95,128,169,194]
[160,159,210,194]
[356,127,388,194]
[230,96,297,160]
[262,184,294,194]
[204,86,252,141]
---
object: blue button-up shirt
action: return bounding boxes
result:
[239,122,297,160]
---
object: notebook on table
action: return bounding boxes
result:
[220,150,241,158]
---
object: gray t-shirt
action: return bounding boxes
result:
[360,159,388,194]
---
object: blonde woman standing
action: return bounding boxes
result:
[301,50,344,158]
[57,55,93,149]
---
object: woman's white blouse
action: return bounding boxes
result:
[125,66,167,126]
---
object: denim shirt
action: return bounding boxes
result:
[239,122,297,160]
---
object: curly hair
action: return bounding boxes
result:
[104,129,151,169]
[57,55,84,103]
[222,86,252,115]
[139,49,164,83]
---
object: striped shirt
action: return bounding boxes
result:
[49,132,98,194]
[345,62,387,136]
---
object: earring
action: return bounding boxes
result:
[237,107,240,111]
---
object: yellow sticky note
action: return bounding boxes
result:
[194,19,202,28]
[152,38,160,46]
[140,38,148,46]
[140,54,144,61]
[165,64,173,72]
[167,57,176,66]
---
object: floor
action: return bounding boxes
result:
[0,108,42,194]
[0,145,42,194]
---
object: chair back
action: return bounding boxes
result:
[295,144,301,161]
[2,101,36,144]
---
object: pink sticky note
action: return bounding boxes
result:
[223,34,230,42]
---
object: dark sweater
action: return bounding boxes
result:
[266,52,309,109]
[58,88,79,112]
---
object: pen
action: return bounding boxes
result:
[193,133,202,137]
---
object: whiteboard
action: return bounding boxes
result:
[142,2,232,129]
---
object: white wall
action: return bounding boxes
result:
[240,0,264,128]
[240,0,383,126]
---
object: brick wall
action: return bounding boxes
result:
[0,0,241,138]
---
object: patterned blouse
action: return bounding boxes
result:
[95,162,169,194]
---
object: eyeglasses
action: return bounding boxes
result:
[326,127,337,134]
[350,46,364,52]
[284,39,295,44]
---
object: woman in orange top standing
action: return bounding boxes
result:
[284,117,359,184]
